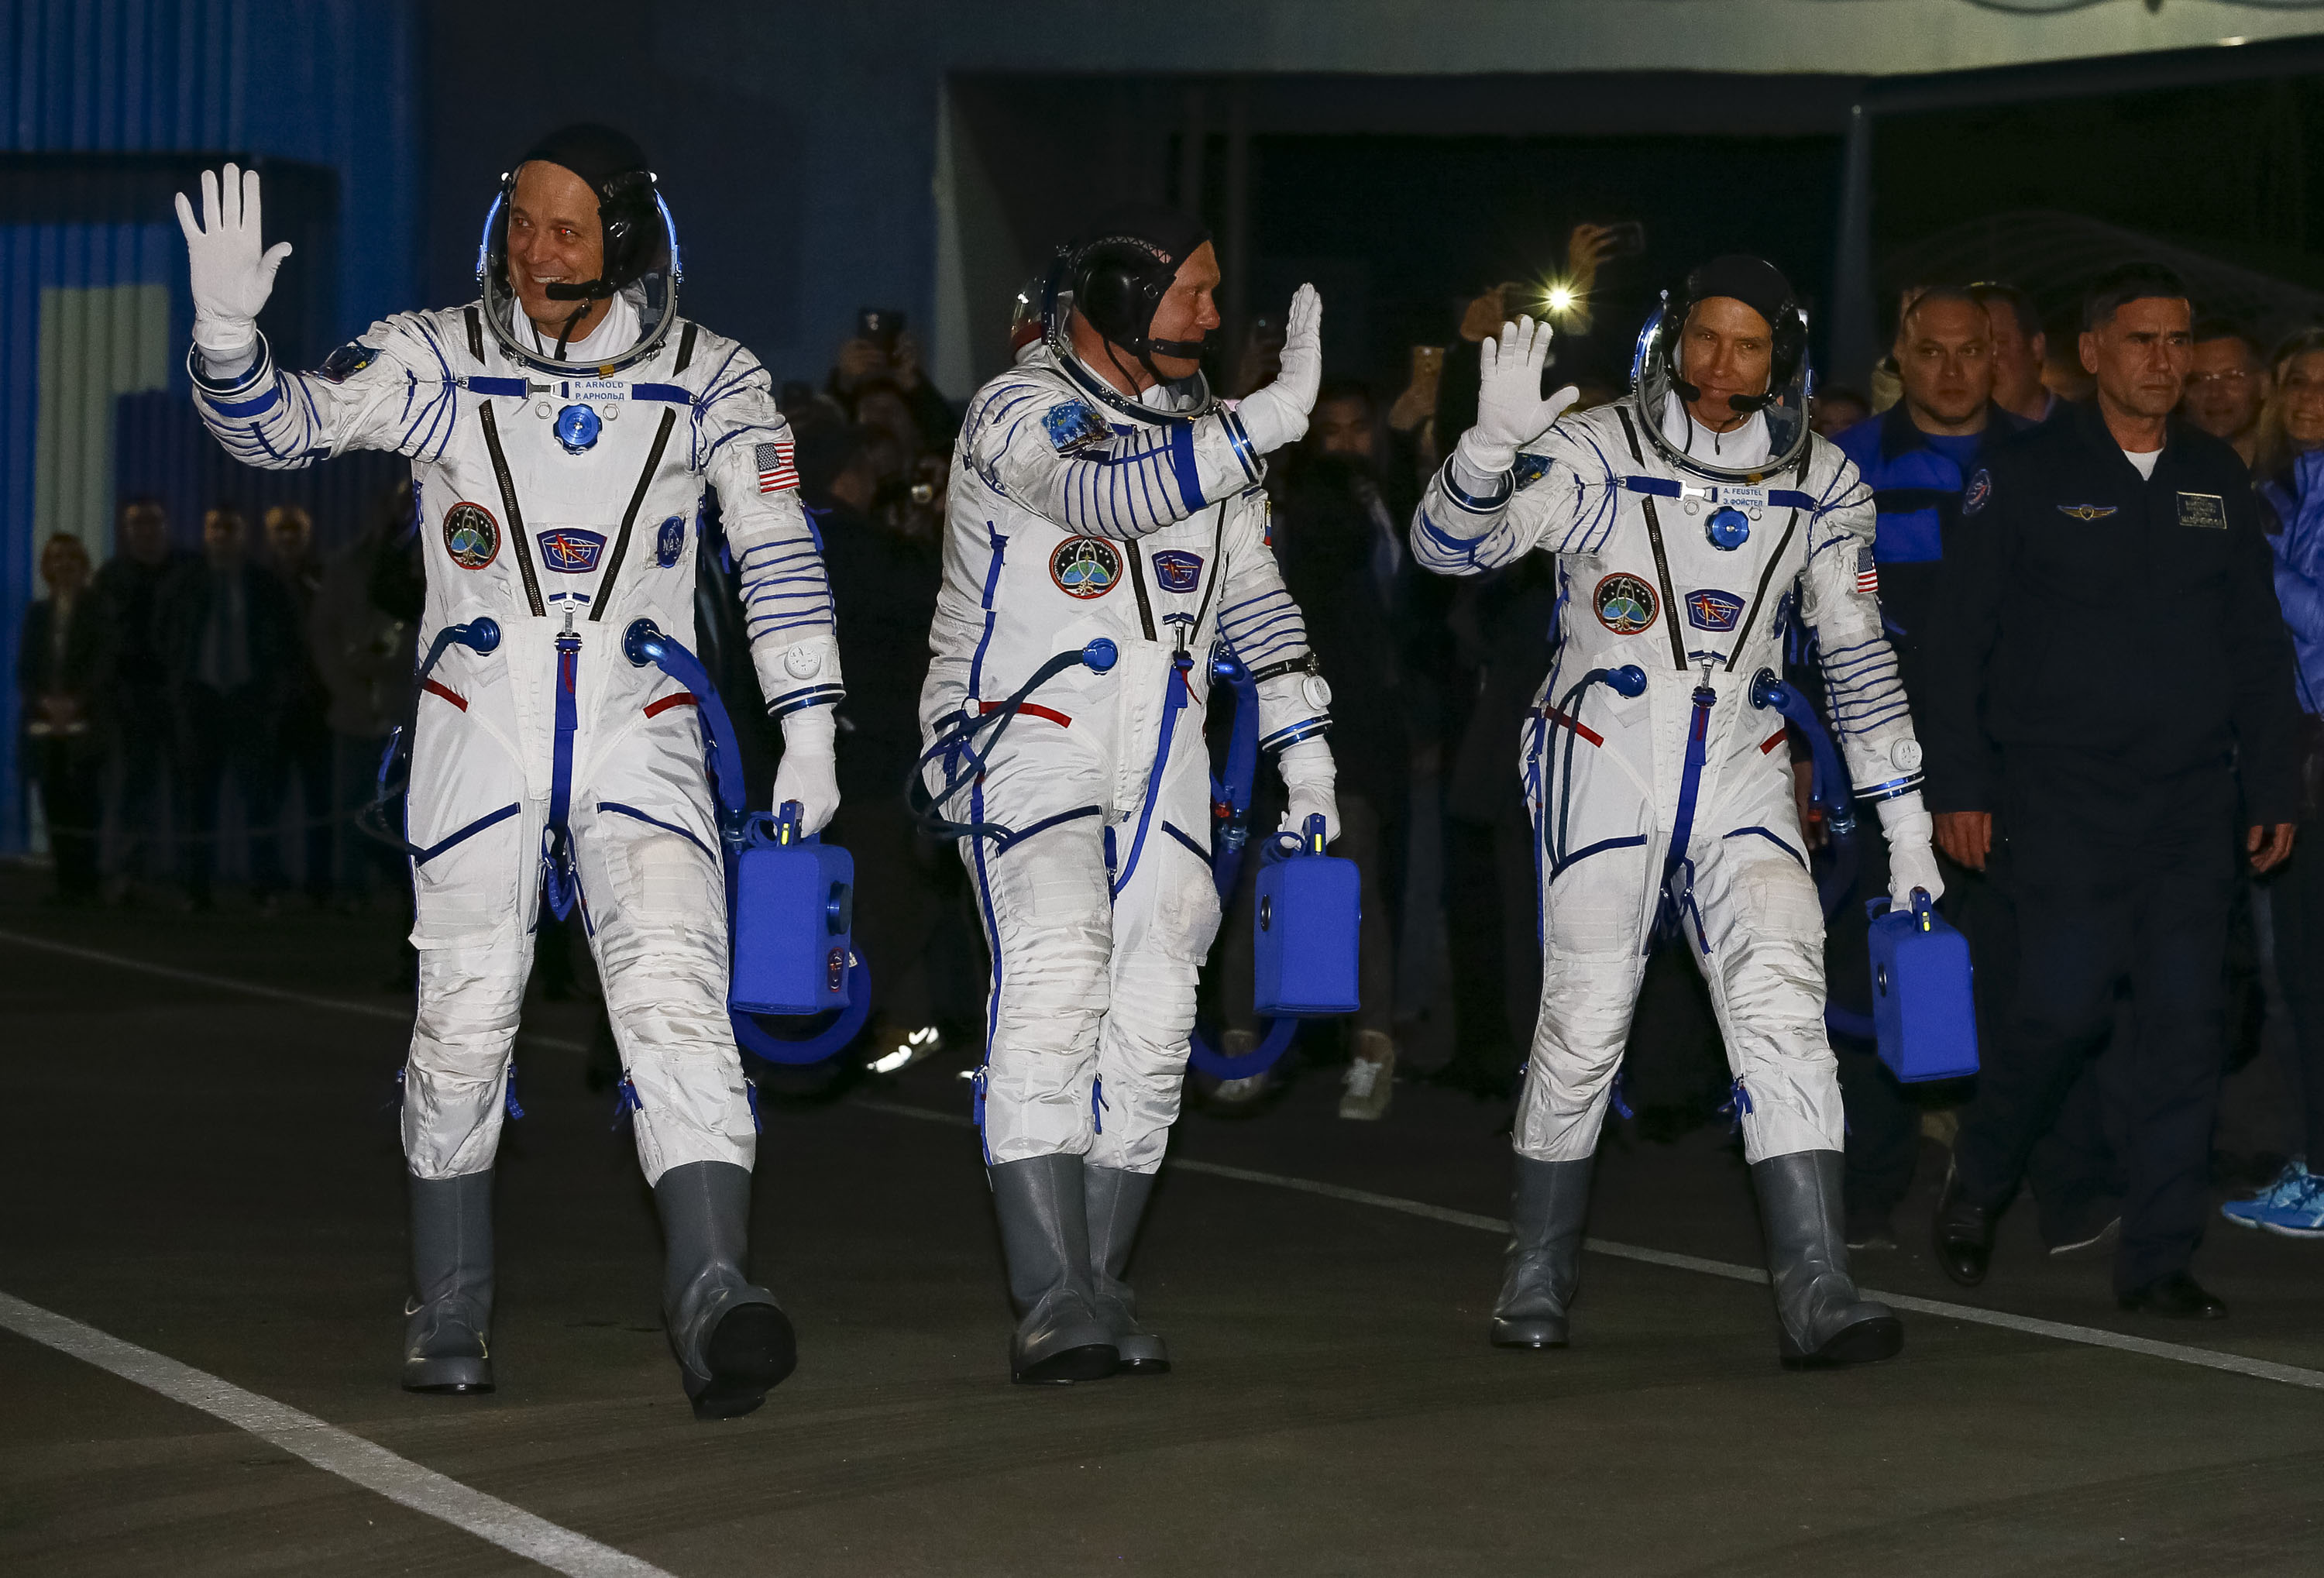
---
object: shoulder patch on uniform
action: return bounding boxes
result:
[1042,399,1110,453]
[1512,452,1552,490]
[1962,468,1992,515]
[319,341,381,383]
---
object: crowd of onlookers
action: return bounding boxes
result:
[16,489,416,913]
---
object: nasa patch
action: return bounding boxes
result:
[1150,550,1204,593]
[1963,469,1992,516]
[538,528,607,574]
[1042,400,1111,453]
[1594,572,1659,635]
[1050,536,1122,599]
[318,341,381,384]
[442,503,500,570]
[654,515,687,568]
[1684,589,1745,631]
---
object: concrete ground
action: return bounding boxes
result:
[4,872,2322,1576]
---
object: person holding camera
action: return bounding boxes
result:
[924,206,1336,1384]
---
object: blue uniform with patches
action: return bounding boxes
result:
[1411,395,1926,1169]
[1926,400,2302,1294]
[191,297,843,1190]
[922,343,1331,1172]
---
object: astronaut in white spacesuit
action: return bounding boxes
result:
[923,208,1338,1383]
[1411,256,1942,1368]
[177,125,841,1418]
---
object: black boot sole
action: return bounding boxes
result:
[689,1304,797,1421]
[1779,1314,1903,1370]
[1114,1356,1172,1376]
[1489,1317,1569,1349]
[402,1355,493,1394]
[1012,1343,1120,1385]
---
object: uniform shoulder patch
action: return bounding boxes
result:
[1962,468,1992,515]
[319,341,381,383]
[1512,452,1553,490]
[1042,399,1111,453]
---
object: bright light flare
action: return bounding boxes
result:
[1546,286,1576,315]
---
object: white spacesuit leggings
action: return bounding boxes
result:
[1514,768,1846,1167]
[961,721,1222,1174]
[401,795,758,1186]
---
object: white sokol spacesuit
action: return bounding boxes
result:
[178,132,833,1417]
[1413,256,1940,1369]
[922,215,1336,1382]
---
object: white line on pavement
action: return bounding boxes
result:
[0,1291,675,1578]
[0,929,586,1052]
[854,1097,2324,1394]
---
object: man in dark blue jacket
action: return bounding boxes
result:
[1925,264,2302,1318]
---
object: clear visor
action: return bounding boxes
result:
[475,188,682,375]
[1628,304,1813,481]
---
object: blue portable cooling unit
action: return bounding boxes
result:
[1253,814,1361,1017]
[1865,892,1978,1082]
[730,804,855,1018]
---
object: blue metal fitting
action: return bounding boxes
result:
[623,617,665,668]
[1707,505,1751,550]
[1081,637,1119,673]
[1606,664,1647,698]
[459,616,501,655]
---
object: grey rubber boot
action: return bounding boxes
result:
[1753,1150,1904,1370]
[403,1171,495,1394]
[654,1160,796,1420]
[1490,1156,1592,1348]
[990,1153,1119,1384]
[1085,1165,1169,1374]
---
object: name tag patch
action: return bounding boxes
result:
[2178,491,2227,529]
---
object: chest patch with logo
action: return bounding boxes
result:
[2058,503,2119,521]
[655,516,687,568]
[1050,536,1122,599]
[1594,572,1659,635]
[1150,550,1204,593]
[538,529,607,574]
[1963,468,1992,515]
[1684,589,1744,631]
[442,502,500,570]
[1043,400,1112,453]
[2178,491,2227,530]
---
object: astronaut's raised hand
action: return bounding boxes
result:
[174,163,293,363]
[772,708,841,836]
[1458,316,1578,476]
[1274,735,1342,847]
[1235,284,1324,454]
[1878,796,1947,907]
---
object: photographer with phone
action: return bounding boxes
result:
[830,306,959,453]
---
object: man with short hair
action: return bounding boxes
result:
[1926,263,2303,1318]
[91,497,181,899]
[929,208,1335,1383]
[1969,282,2057,425]
[177,128,839,1417]
[2183,319,2269,467]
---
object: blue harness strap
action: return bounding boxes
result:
[541,629,583,922]
[1653,678,1717,944]
[1110,651,1195,899]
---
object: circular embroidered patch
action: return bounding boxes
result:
[1050,535,1122,599]
[1594,572,1658,635]
[443,503,500,570]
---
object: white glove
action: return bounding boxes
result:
[1274,735,1341,846]
[174,163,293,364]
[1454,316,1578,477]
[772,707,841,836]
[1879,794,1946,907]
[1235,284,1323,454]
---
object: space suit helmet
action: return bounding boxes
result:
[1041,205,1218,418]
[476,122,681,374]
[1630,254,1814,481]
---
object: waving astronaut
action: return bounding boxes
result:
[1411,256,1943,1370]
[177,125,840,1418]
[923,208,1336,1383]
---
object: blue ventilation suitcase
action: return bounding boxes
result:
[1253,816,1361,1016]
[1866,892,1978,1082]
[731,806,854,1017]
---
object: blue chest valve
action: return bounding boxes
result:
[1865,890,1979,1082]
[1253,813,1362,1018]
[1707,505,1752,550]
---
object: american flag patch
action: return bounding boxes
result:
[1855,546,1879,596]
[756,440,799,493]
